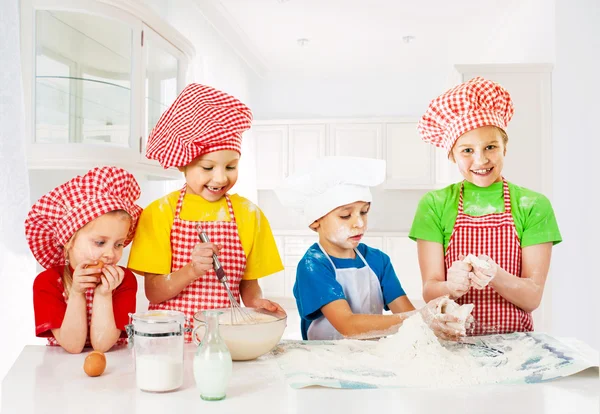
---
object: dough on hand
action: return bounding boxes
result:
[435,297,475,332]
[463,254,491,269]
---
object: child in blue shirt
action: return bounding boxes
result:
[276,156,461,341]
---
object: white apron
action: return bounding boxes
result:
[307,244,384,340]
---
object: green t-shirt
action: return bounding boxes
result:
[409,180,562,252]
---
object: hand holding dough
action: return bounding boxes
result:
[463,254,495,290]
[435,297,475,334]
[447,258,471,298]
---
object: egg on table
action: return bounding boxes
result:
[83,350,106,377]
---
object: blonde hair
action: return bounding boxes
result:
[61,210,131,297]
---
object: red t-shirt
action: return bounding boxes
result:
[33,266,137,339]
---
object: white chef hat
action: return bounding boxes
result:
[275,156,386,227]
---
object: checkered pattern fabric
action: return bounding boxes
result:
[47,276,128,347]
[25,167,143,269]
[418,77,514,155]
[146,83,253,168]
[444,179,533,335]
[148,187,247,342]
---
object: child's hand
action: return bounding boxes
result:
[419,296,464,341]
[95,264,125,296]
[469,255,498,289]
[250,298,286,315]
[190,242,221,279]
[446,255,471,298]
[71,261,102,295]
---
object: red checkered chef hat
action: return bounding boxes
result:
[417,77,514,155]
[146,83,253,168]
[25,166,143,269]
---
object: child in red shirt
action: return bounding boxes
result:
[25,166,143,353]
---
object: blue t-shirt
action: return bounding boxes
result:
[293,243,407,340]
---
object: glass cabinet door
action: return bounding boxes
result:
[143,24,184,142]
[35,9,133,147]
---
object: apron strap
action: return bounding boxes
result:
[502,178,511,213]
[317,243,337,269]
[317,243,365,269]
[174,184,187,219]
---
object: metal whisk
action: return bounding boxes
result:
[197,225,256,325]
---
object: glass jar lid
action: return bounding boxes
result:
[131,310,186,325]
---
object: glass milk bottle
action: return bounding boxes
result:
[193,310,232,401]
[127,310,186,392]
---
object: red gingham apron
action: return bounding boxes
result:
[148,185,247,342]
[444,179,533,335]
[48,277,128,347]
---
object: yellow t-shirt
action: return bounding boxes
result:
[128,191,284,280]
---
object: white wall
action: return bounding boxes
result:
[250,0,554,120]
[551,0,600,350]
[142,0,259,203]
[0,0,37,399]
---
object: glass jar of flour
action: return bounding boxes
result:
[127,310,186,392]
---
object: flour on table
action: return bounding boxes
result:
[274,313,583,388]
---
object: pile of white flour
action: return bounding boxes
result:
[275,313,576,388]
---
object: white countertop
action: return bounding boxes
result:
[1,344,598,414]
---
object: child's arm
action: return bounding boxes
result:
[239,279,285,313]
[52,263,99,353]
[418,240,471,300]
[324,298,462,340]
[387,296,416,313]
[51,292,88,354]
[476,243,552,313]
[321,299,408,337]
[144,242,220,303]
[90,265,127,351]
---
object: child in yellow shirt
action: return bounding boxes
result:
[128,84,284,341]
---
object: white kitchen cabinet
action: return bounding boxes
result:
[330,123,383,159]
[288,124,327,174]
[254,126,288,189]
[254,118,440,190]
[20,0,193,178]
[385,236,423,301]
[361,236,383,250]
[384,122,434,188]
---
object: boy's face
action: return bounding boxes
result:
[181,150,240,201]
[450,125,506,187]
[311,201,370,256]
[67,212,131,268]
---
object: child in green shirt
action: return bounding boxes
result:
[410,77,561,335]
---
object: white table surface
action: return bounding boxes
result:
[1,344,598,414]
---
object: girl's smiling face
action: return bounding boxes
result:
[180,150,240,202]
[450,126,507,187]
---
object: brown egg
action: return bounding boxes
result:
[83,351,106,377]
[85,260,105,271]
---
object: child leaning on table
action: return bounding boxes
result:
[275,156,462,341]
[127,83,285,342]
[25,166,143,353]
